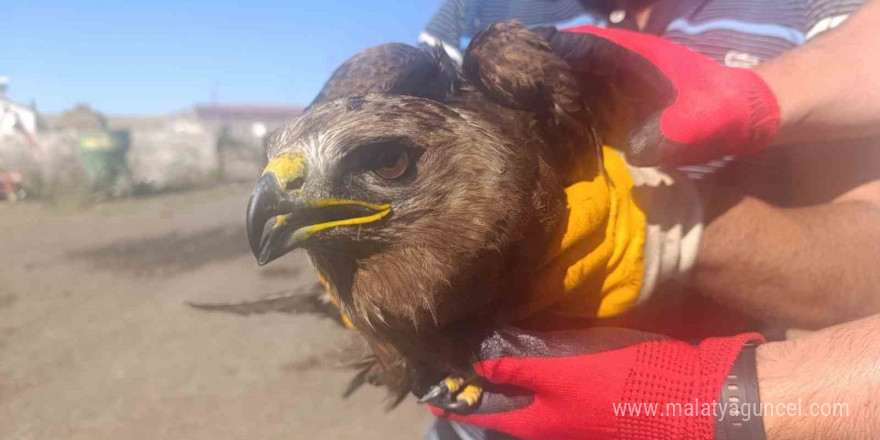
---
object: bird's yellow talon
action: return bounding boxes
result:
[444,377,465,394]
[419,376,482,413]
[456,383,483,407]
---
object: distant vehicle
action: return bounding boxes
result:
[0,171,26,202]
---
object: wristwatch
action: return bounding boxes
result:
[716,342,767,440]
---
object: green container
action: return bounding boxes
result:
[78,130,130,192]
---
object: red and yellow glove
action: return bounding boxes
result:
[536,26,780,166]
[431,327,763,440]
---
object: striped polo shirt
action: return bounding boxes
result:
[420,0,866,66]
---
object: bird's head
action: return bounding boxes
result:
[247,94,551,346]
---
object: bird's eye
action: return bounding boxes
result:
[372,147,409,180]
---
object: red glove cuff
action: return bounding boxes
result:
[618,332,765,440]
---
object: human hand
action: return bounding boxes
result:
[431,327,762,440]
[535,26,780,166]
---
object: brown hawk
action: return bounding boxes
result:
[243,21,674,411]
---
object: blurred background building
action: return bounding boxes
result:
[0,76,37,138]
[0,75,302,201]
[194,104,302,181]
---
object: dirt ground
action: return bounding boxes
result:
[0,184,432,439]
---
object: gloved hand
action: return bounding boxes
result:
[430,327,763,440]
[534,26,781,166]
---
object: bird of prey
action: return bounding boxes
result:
[244,21,671,411]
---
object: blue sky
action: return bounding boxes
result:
[4,1,442,115]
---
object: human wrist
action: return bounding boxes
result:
[754,61,815,146]
[756,338,847,440]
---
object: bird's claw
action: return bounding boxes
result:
[419,376,482,413]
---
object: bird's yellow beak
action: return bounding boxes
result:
[246,152,391,265]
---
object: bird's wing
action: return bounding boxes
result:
[461,21,604,181]
[462,21,581,116]
[311,43,459,106]
[185,282,350,327]
[532,26,676,158]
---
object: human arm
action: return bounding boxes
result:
[757,0,880,146]
[693,177,880,329]
[418,0,470,64]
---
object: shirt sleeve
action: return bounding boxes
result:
[804,0,867,40]
[419,0,472,64]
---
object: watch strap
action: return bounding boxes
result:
[716,342,766,440]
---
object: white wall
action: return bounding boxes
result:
[0,100,37,137]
